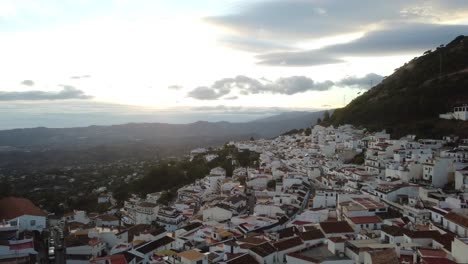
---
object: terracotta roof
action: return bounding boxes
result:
[278,226,298,239]
[445,212,468,228]
[433,233,455,251]
[299,228,325,241]
[328,237,346,243]
[381,225,405,237]
[135,236,174,254]
[225,253,259,264]
[0,197,46,220]
[319,221,354,234]
[138,202,157,208]
[273,236,302,251]
[181,222,202,232]
[177,249,205,261]
[349,216,382,224]
[287,252,319,263]
[369,249,399,264]
[98,214,119,222]
[249,242,277,257]
[419,249,447,258]
[421,258,456,264]
[91,254,127,264]
[404,230,441,239]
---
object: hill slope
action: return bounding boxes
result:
[0,110,327,150]
[0,110,327,168]
[328,35,468,138]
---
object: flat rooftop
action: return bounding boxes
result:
[299,244,351,262]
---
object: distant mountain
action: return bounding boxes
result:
[328,35,468,138]
[0,110,329,151]
[0,110,329,168]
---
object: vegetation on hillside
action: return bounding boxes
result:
[325,35,468,138]
[112,145,260,205]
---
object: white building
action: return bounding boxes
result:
[135,202,159,225]
[155,207,184,231]
[203,206,232,222]
[422,158,455,188]
[0,197,47,232]
[452,237,468,264]
[455,170,468,191]
[440,104,468,121]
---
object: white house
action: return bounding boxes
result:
[0,197,47,232]
[452,237,468,264]
[135,202,159,225]
[443,211,468,237]
[155,207,185,231]
[439,104,468,121]
[203,206,232,222]
[422,158,455,188]
[455,170,468,191]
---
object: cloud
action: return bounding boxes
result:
[257,51,344,66]
[20,80,34,86]
[337,73,384,89]
[0,86,93,101]
[257,23,468,66]
[187,86,230,100]
[70,75,91,79]
[187,73,383,100]
[205,0,411,40]
[187,75,336,100]
[206,0,468,64]
[168,85,183,90]
[217,36,294,53]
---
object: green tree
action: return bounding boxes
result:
[267,180,276,189]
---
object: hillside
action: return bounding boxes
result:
[328,35,468,138]
[0,111,326,168]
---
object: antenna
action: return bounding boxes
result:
[343,95,346,106]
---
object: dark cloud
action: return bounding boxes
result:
[21,80,34,86]
[168,85,183,90]
[0,86,92,101]
[187,86,230,100]
[206,0,411,39]
[206,0,468,64]
[187,75,335,100]
[258,23,468,66]
[70,75,91,79]
[337,73,384,89]
[187,73,382,100]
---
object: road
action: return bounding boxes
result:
[49,226,66,264]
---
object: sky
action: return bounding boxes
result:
[1,0,468,128]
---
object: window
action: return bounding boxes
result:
[30,220,36,226]
[10,221,17,226]
[196,260,203,264]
